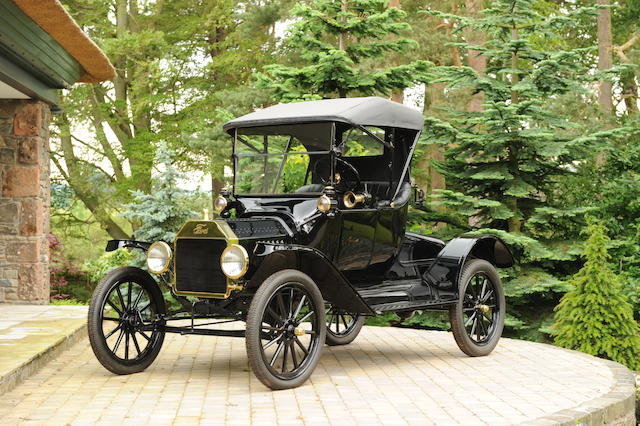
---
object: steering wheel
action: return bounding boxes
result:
[312,157,361,192]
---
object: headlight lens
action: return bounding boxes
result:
[214,196,228,212]
[147,241,171,274]
[220,244,248,279]
[317,194,332,213]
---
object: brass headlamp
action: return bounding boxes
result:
[214,188,232,218]
[317,186,337,215]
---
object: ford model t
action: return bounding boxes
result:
[88,97,514,390]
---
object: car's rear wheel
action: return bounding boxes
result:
[88,266,166,374]
[449,259,505,357]
[245,269,326,390]
[325,305,364,346]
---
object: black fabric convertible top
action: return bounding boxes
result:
[223,97,424,132]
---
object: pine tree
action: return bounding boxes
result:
[122,143,197,243]
[553,219,640,370]
[259,0,432,100]
[425,0,623,234]
[420,0,627,340]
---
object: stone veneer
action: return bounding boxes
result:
[0,100,50,303]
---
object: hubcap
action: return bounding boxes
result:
[477,304,490,313]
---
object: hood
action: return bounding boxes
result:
[176,218,293,241]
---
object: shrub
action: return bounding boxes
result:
[82,249,139,284]
[122,142,197,242]
[553,219,640,370]
[49,233,86,300]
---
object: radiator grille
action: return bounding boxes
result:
[175,239,228,295]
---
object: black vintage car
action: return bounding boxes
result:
[88,97,514,390]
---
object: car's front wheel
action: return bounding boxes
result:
[449,259,505,357]
[325,305,364,346]
[245,269,326,390]
[88,266,166,374]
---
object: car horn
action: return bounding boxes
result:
[343,191,371,208]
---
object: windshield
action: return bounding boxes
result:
[234,123,333,195]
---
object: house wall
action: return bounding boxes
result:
[0,100,50,303]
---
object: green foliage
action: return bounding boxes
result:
[51,0,640,348]
[122,143,197,242]
[424,0,623,239]
[49,233,86,300]
[281,145,310,192]
[82,249,139,285]
[553,219,640,370]
[259,0,432,99]
[51,298,87,306]
[365,312,399,326]
[412,0,629,341]
[504,268,572,301]
[401,311,450,331]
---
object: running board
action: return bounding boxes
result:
[369,299,455,314]
[355,278,457,313]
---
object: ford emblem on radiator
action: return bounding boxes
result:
[193,223,209,235]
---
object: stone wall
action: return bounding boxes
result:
[0,100,50,303]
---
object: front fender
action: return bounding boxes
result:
[248,243,374,315]
[106,239,151,252]
[423,235,514,292]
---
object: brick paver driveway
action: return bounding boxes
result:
[0,325,618,425]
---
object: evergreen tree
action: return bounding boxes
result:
[419,0,627,339]
[553,219,640,370]
[122,143,197,243]
[425,0,621,234]
[259,0,432,100]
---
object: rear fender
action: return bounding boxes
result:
[248,243,374,315]
[423,235,514,293]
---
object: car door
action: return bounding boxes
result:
[335,208,377,271]
[371,204,406,265]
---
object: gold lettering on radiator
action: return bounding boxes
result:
[193,223,209,235]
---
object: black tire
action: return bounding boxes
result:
[88,266,166,375]
[325,305,364,346]
[449,259,505,357]
[246,269,326,390]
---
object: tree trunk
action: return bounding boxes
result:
[388,0,404,103]
[614,32,639,114]
[464,0,486,112]
[55,114,130,240]
[507,27,521,233]
[621,74,638,114]
[596,0,614,116]
[419,82,446,195]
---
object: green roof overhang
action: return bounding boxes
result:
[0,0,85,107]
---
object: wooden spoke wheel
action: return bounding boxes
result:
[449,259,505,357]
[88,267,166,374]
[246,270,326,390]
[325,305,364,346]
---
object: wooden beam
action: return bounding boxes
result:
[0,52,59,106]
[0,0,83,88]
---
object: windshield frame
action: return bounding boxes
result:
[231,123,336,197]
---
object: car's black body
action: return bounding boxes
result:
[89,97,514,389]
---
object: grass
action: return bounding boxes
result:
[51,298,88,306]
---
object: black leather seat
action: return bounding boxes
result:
[391,181,411,208]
